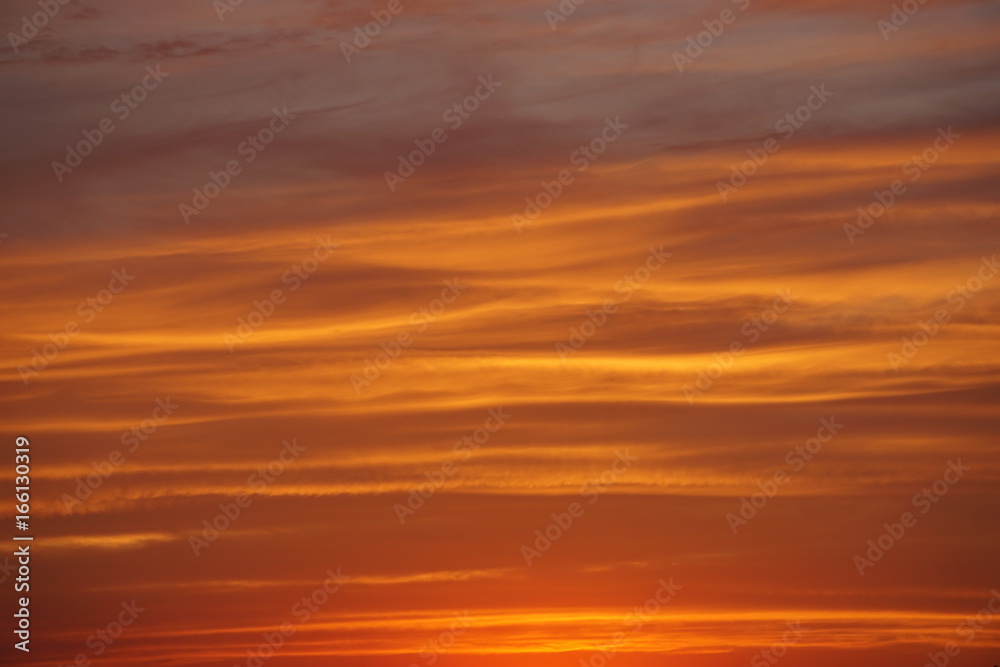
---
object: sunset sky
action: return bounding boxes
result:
[2,0,999,665]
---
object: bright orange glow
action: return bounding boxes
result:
[1,1,999,665]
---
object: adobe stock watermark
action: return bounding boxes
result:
[521,449,637,566]
[844,127,960,244]
[52,65,170,182]
[717,85,834,202]
[17,268,134,386]
[853,459,970,576]
[339,0,413,63]
[726,417,844,535]
[919,590,1000,667]
[0,556,15,586]
[61,398,179,514]
[682,288,797,404]
[672,0,751,72]
[750,622,808,667]
[393,408,511,523]
[179,107,297,224]
[235,568,349,667]
[384,75,502,192]
[877,0,929,40]
[887,254,997,371]
[189,439,306,556]
[7,0,72,54]
[406,612,473,667]
[223,236,339,351]
[544,0,588,30]
[556,245,671,360]
[349,278,467,394]
[511,116,628,233]
[213,0,246,21]
[578,578,683,667]
[58,600,145,667]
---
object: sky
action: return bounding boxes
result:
[1,0,999,665]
